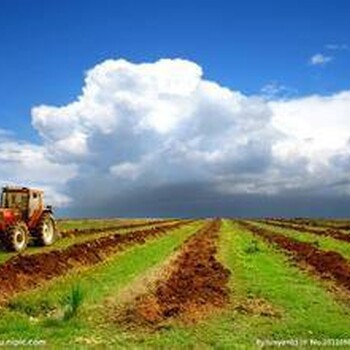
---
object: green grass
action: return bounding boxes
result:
[0,221,203,346]
[212,220,350,347]
[252,221,350,261]
[61,284,85,321]
[1,219,349,348]
[85,219,350,349]
[0,251,14,264]
[121,220,350,349]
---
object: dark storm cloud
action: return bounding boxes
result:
[59,181,350,218]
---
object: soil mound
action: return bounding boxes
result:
[241,221,350,292]
[123,219,230,326]
[0,220,192,304]
[61,219,177,238]
[262,220,350,243]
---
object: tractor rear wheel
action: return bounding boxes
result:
[3,222,29,252]
[35,213,56,246]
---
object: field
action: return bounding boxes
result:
[1,218,350,348]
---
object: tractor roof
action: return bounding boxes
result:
[2,186,43,194]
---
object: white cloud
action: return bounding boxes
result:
[0,140,77,206]
[30,58,278,203]
[1,57,349,212]
[309,53,333,66]
[269,91,350,194]
[270,91,350,151]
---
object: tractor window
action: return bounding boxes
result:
[28,192,42,218]
[1,192,5,207]
[3,192,29,212]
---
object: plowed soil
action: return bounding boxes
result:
[120,218,231,327]
[262,220,350,243]
[0,220,193,304]
[61,219,177,238]
[240,221,350,292]
[265,218,350,231]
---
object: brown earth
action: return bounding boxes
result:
[264,218,350,231]
[240,221,350,292]
[119,218,231,327]
[60,219,178,238]
[0,220,193,304]
[261,220,350,243]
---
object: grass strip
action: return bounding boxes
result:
[253,221,350,261]
[0,221,203,346]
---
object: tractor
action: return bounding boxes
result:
[0,186,57,252]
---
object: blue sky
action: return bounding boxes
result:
[1,0,349,142]
[1,0,350,217]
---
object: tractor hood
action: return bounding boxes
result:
[0,208,21,226]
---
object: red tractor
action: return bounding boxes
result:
[0,186,57,252]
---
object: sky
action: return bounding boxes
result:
[0,0,350,217]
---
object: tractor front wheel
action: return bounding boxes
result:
[35,213,57,246]
[3,222,29,252]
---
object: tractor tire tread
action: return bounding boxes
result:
[2,222,29,252]
[34,212,56,246]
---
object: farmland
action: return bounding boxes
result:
[0,218,350,348]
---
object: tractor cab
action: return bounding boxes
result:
[1,187,44,221]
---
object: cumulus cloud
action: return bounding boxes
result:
[31,58,277,205]
[309,53,333,66]
[269,91,350,195]
[2,57,349,216]
[0,138,76,206]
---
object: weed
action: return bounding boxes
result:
[61,284,85,321]
[312,240,320,248]
[244,239,260,254]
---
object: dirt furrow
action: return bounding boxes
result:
[264,218,350,231]
[60,219,177,237]
[261,219,350,243]
[118,218,231,327]
[240,221,350,292]
[0,220,194,304]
